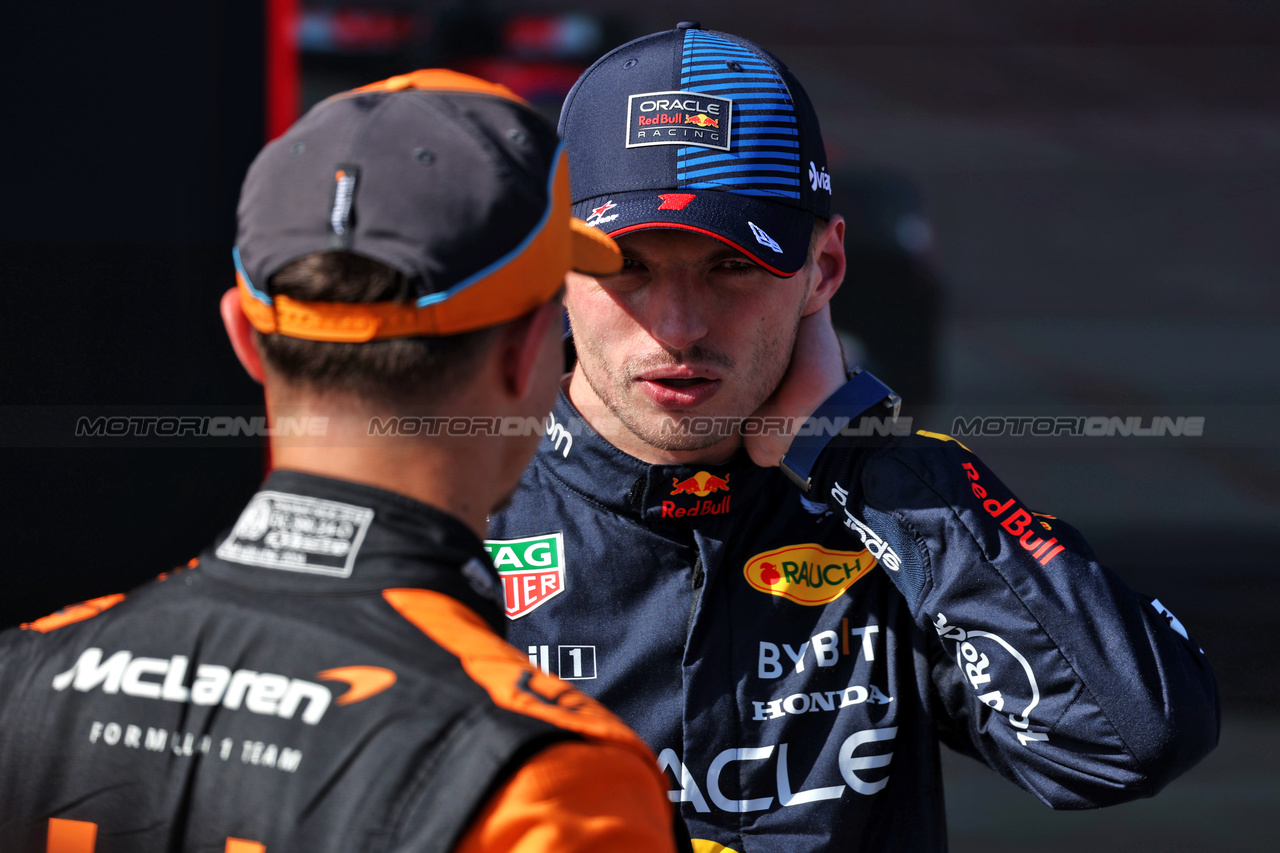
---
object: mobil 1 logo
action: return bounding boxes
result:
[627,90,733,151]
[483,532,566,619]
[526,644,598,681]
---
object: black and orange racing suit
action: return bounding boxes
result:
[0,470,682,852]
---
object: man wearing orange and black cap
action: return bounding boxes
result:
[0,70,684,852]
[489,24,1219,852]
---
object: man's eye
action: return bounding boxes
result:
[620,257,644,271]
[719,259,758,273]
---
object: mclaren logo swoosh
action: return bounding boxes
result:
[317,666,397,706]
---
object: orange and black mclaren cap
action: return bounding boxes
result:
[233,70,620,342]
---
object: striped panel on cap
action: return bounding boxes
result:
[675,29,802,201]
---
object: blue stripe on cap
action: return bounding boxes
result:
[685,61,772,73]
[678,163,801,180]
[676,29,800,199]
[732,115,799,125]
[734,103,797,112]
[711,187,802,199]
[233,246,273,306]
[682,72,782,84]
[684,45,757,56]
[679,151,801,166]
[685,83,794,98]
[705,139,800,149]
[681,174,801,187]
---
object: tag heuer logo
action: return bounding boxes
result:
[484,533,566,619]
[626,90,733,151]
[743,543,876,605]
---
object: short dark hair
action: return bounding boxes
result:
[254,252,499,407]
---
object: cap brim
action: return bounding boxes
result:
[572,190,813,277]
[570,217,623,275]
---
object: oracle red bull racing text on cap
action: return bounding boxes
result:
[559,22,831,277]
[234,70,621,342]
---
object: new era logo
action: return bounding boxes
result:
[748,221,783,253]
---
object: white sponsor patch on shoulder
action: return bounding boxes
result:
[216,491,374,577]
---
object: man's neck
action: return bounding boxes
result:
[266,397,511,540]
[566,369,741,467]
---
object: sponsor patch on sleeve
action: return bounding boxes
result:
[216,492,374,577]
[627,90,732,151]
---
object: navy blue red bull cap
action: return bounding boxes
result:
[559,22,831,277]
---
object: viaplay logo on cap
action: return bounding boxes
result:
[627,90,733,152]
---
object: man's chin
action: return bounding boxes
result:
[626,410,743,453]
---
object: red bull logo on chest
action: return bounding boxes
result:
[663,471,732,518]
[671,471,730,497]
[483,532,566,619]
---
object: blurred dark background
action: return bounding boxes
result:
[2,1,1277,850]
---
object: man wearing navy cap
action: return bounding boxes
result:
[0,70,684,852]
[488,24,1220,851]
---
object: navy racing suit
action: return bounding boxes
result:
[487,392,1220,852]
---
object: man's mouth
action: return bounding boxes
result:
[635,369,723,409]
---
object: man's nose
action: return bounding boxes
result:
[645,273,711,351]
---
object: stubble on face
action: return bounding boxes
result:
[569,300,805,454]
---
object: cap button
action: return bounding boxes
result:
[676,21,701,30]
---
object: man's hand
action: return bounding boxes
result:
[744,304,848,468]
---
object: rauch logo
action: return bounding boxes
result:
[744,544,876,605]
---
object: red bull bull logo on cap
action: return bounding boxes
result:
[484,532,566,619]
[663,471,731,518]
[684,113,719,128]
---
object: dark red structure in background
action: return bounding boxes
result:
[267,0,301,140]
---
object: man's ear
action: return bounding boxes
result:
[499,297,562,400]
[801,215,846,317]
[220,287,266,384]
